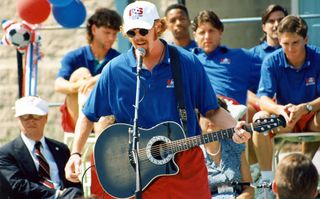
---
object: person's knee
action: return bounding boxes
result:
[252,111,270,122]
[70,67,92,83]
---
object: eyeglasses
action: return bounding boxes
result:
[20,114,42,120]
[126,29,149,38]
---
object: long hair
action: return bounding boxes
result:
[260,4,288,42]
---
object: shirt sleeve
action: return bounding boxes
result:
[257,56,277,98]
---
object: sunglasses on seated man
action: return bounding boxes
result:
[126,28,149,38]
[20,114,43,120]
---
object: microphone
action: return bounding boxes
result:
[136,48,146,71]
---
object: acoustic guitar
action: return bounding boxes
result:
[94,115,286,198]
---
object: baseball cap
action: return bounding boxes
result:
[14,96,49,117]
[123,1,160,33]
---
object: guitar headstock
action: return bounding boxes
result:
[252,115,286,133]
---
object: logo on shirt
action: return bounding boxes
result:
[129,7,144,19]
[166,79,175,88]
[305,77,315,86]
[219,58,231,64]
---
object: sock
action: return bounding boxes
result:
[261,171,274,182]
[250,163,260,169]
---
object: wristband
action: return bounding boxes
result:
[70,152,82,158]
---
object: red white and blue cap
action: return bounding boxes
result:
[123,1,160,33]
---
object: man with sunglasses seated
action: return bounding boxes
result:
[0,96,83,199]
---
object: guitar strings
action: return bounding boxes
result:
[136,119,279,160]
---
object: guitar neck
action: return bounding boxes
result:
[170,124,253,154]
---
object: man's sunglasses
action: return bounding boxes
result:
[126,29,149,38]
[20,114,42,120]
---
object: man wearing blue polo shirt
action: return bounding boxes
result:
[247,4,288,187]
[192,10,259,106]
[253,15,320,190]
[165,4,197,51]
[64,1,251,198]
[54,8,121,133]
[249,4,288,61]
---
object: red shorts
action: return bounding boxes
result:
[60,100,75,132]
[90,147,211,199]
[293,113,315,132]
[270,113,315,138]
[247,100,261,112]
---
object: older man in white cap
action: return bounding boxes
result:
[65,1,251,198]
[0,96,83,199]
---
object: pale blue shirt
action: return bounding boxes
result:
[20,133,61,189]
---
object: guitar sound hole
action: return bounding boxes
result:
[151,141,168,160]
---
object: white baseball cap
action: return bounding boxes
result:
[14,96,48,117]
[123,1,160,33]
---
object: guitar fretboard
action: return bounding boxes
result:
[169,128,236,153]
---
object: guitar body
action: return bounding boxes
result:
[94,121,185,198]
[94,115,286,198]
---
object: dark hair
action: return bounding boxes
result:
[260,4,288,42]
[86,8,122,43]
[191,10,223,32]
[275,153,318,199]
[165,4,189,18]
[278,15,308,38]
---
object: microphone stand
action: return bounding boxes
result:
[129,48,145,199]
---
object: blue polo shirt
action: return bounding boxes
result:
[83,40,218,137]
[257,45,320,105]
[57,45,120,80]
[193,46,260,105]
[183,40,198,52]
[249,41,281,61]
[248,41,281,93]
[171,40,198,52]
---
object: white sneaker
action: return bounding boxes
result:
[250,164,261,182]
[255,179,275,199]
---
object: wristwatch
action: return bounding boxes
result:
[306,104,313,113]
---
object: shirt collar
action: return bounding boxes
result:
[283,45,311,70]
[193,45,229,57]
[20,132,46,152]
[261,41,280,51]
[84,45,95,61]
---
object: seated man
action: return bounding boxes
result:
[54,8,121,133]
[0,96,83,199]
[273,153,318,199]
[165,3,197,51]
[192,10,260,107]
[247,5,288,180]
[253,15,320,189]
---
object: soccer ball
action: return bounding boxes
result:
[5,23,32,48]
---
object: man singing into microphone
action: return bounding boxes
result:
[65,1,251,198]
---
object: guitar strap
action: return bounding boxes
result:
[168,45,188,133]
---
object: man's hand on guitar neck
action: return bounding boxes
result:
[232,121,251,144]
